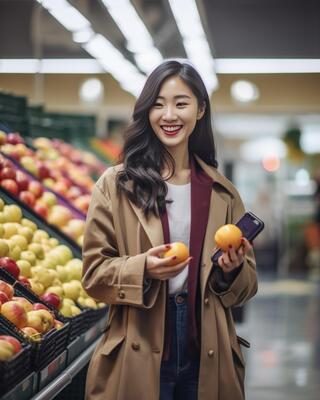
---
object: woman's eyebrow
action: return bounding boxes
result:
[156,95,191,100]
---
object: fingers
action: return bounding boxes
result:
[218,238,253,272]
[150,256,192,280]
[147,243,171,257]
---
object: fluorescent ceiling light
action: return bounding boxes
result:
[79,78,104,102]
[100,0,162,73]
[215,59,320,74]
[84,34,146,96]
[231,80,260,103]
[0,59,103,73]
[37,0,90,32]
[168,0,218,93]
[37,0,146,96]
[72,27,94,43]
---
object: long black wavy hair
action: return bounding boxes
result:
[116,60,218,218]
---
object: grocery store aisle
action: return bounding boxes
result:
[239,278,320,400]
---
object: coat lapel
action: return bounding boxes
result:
[128,201,164,248]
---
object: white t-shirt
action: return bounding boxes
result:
[166,181,191,294]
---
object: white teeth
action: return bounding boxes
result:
[162,126,181,132]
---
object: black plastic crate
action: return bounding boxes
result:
[0,322,32,395]
[84,306,109,330]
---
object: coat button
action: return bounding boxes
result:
[118,290,125,299]
[208,349,214,358]
[204,297,209,306]
[131,342,140,351]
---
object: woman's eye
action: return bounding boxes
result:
[153,102,163,107]
[177,102,188,107]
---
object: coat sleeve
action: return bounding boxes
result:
[81,180,160,308]
[209,189,258,308]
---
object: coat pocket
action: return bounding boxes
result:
[101,335,125,356]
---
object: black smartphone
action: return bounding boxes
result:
[211,211,264,264]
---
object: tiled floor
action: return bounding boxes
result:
[237,278,320,400]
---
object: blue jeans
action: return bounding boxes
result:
[160,292,200,400]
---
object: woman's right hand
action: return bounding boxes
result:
[145,244,192,281]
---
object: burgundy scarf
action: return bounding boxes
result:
[160,156,213,360]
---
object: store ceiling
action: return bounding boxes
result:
[0,0,319,62]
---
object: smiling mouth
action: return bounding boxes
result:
[161,125,183,136]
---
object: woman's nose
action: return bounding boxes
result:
[162,106,177,121]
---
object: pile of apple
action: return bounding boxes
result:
[0,279,63,341]
[0,155,85,246]
[0,334,23,361]
[0,131,91,215]
[0,199,104,317]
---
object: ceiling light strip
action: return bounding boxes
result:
[215,59,320,74]
[168,0,218,93]
[36,0,146,96]
[100,0,162,73]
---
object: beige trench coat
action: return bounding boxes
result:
[82,155,258,400]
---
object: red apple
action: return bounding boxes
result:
[0,167,16,181]
[0,157,13,170]
[26,309,54,333]
[53,319,64,330]
[34,203,48,219]
[0,291,9,303]
[37,164,50,179]
[0,335,22,354]
[12,296,33,312]
[0,301,28,328]
[21,326,40,338]
[0,179,19,196]
[33,302,49,311]
[18,276,31,289]
[19,191,36,208]
[41,292,61,309]
[0,257,20,278]
[16,171,30,191]
[0,280,14,300]
[28,181,43,198]
[6,133,24,145]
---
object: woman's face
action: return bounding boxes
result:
[149,75,205,151]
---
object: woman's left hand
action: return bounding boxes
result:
[218,238,252,274]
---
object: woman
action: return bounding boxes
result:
[82,60,257,400]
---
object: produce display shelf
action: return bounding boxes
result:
[0,185,82,258]
[30,336,100,400]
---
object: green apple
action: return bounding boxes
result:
[65,258,82,281]
[59,301,73,318]
[56,265,69,283]
[0,225,4,238]
[21,219,37,232]
[62,282,80,301]
[48,238,59,248]
[31,266,55,288]
[17,260,31,278]
[3,223,18,239]
[70,305,81,316]
[3,205,22,223]
[18,227,33,243]
[28,243,44,260]
[41,258,56,270]
[9,234,28,250]
[0,212,5,224]
[32,230,49,243]
[83,298,97,309]
[9,243,21,261]
[0,239,10,257]
[45,285,64,297]
[20,250,37,265]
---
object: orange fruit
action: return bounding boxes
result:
[163,242,189,266]
[214,224,242,252]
